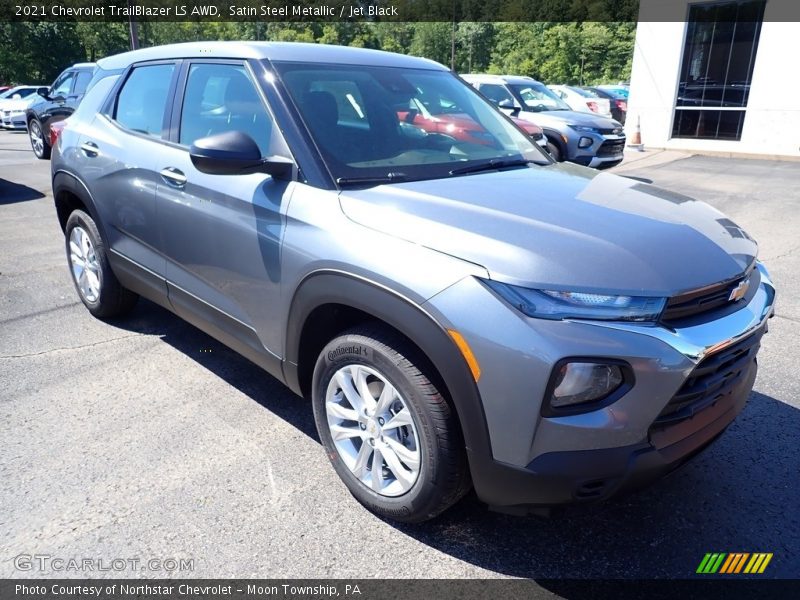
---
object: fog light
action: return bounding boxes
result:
[578,136,594,148]
[549,362,624,409]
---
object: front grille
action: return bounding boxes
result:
[652,329,763,427]
[597,138,625,157]
[661,266,755,323]
[598,127,624,135]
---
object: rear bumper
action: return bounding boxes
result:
[469,342,758,509]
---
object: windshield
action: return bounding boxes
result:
[510,83,571,112]
[274,63,548,185]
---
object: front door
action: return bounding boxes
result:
[155,61,295,360]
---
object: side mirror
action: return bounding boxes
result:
[190,130,293,178]
[497,98,521,117]
[37,86,50,99]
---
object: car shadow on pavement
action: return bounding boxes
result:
[109,300,798,579]
[392,391,799,579]
[109,298,320,441]
[0,179,45,204]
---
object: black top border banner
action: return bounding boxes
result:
[2,0,800,22]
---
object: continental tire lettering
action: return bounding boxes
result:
[327,345,369,361]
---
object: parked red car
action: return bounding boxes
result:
[397,98,549,150]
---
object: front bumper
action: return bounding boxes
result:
[424,263,776,509]
[568,133,626,168]
[1,111,27,129]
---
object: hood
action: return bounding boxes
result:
[522,109,621,130]
[339,164,756,296]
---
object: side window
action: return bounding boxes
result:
[73,71,92,96]
[114,63,175,138]
[478,83,515,105]
[52,71,75,97]
[179,63,275,156]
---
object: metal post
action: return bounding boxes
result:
[128,0,140,50]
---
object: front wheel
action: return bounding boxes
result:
[312,326,470,522]
[29,119,51,159]
[546,139,563,162]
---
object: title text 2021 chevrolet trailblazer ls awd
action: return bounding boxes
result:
[51,42,776,522]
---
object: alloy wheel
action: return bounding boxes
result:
[325,364,421,497]
[29,121,44,157]
[69,226,101,303]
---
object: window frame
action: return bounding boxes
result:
[169,58,286,157]
[103,59,182,144]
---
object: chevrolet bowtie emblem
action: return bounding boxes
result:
[729,278,750,302]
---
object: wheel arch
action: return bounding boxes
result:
[542,128,567,160]
[52,170,106,239]
[284,270,493,463]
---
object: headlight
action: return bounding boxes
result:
[484,280,666,322]
[568,125,601,133]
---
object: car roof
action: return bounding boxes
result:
[461,74,542,85]
[72,63,97,69]
[97,41,447,72]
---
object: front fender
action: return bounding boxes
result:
[283,270,494,467]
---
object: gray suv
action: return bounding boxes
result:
[462,74,626,168]
[51,42,775,522]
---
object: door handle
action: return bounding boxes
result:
[160,167,187,188]
[80,141,99,157]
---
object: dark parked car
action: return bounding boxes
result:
[26,62,95,159]
[584,86,628,124]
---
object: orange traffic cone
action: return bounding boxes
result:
[627,115,644,151]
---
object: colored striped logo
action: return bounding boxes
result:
[696,552,773,574]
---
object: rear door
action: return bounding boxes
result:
[154,59,296,359]
[77,61,179,287]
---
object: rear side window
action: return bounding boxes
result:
[115,63,175,138]
[73,71,93,95]
[179,63,276,156]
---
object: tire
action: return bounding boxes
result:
[65,209,138,319]
[28,118,51,160]
[312,325,470,523]
[546,139,563,162]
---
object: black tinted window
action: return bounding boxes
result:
[115,64,175,138]
[73,71,92,95]
[179,63,274,156]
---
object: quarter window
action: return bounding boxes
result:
[179,63,275,156]
[115,63,175,138]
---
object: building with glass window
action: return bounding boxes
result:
[627,0,799,157]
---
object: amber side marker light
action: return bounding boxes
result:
[447,329,481,382]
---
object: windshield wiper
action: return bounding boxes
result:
[449,158,540,176]
[336,172,408,187]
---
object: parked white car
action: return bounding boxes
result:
[0,86,41,129]
[548,85,612,118]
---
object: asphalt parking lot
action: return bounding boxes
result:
[1,131,798,581]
